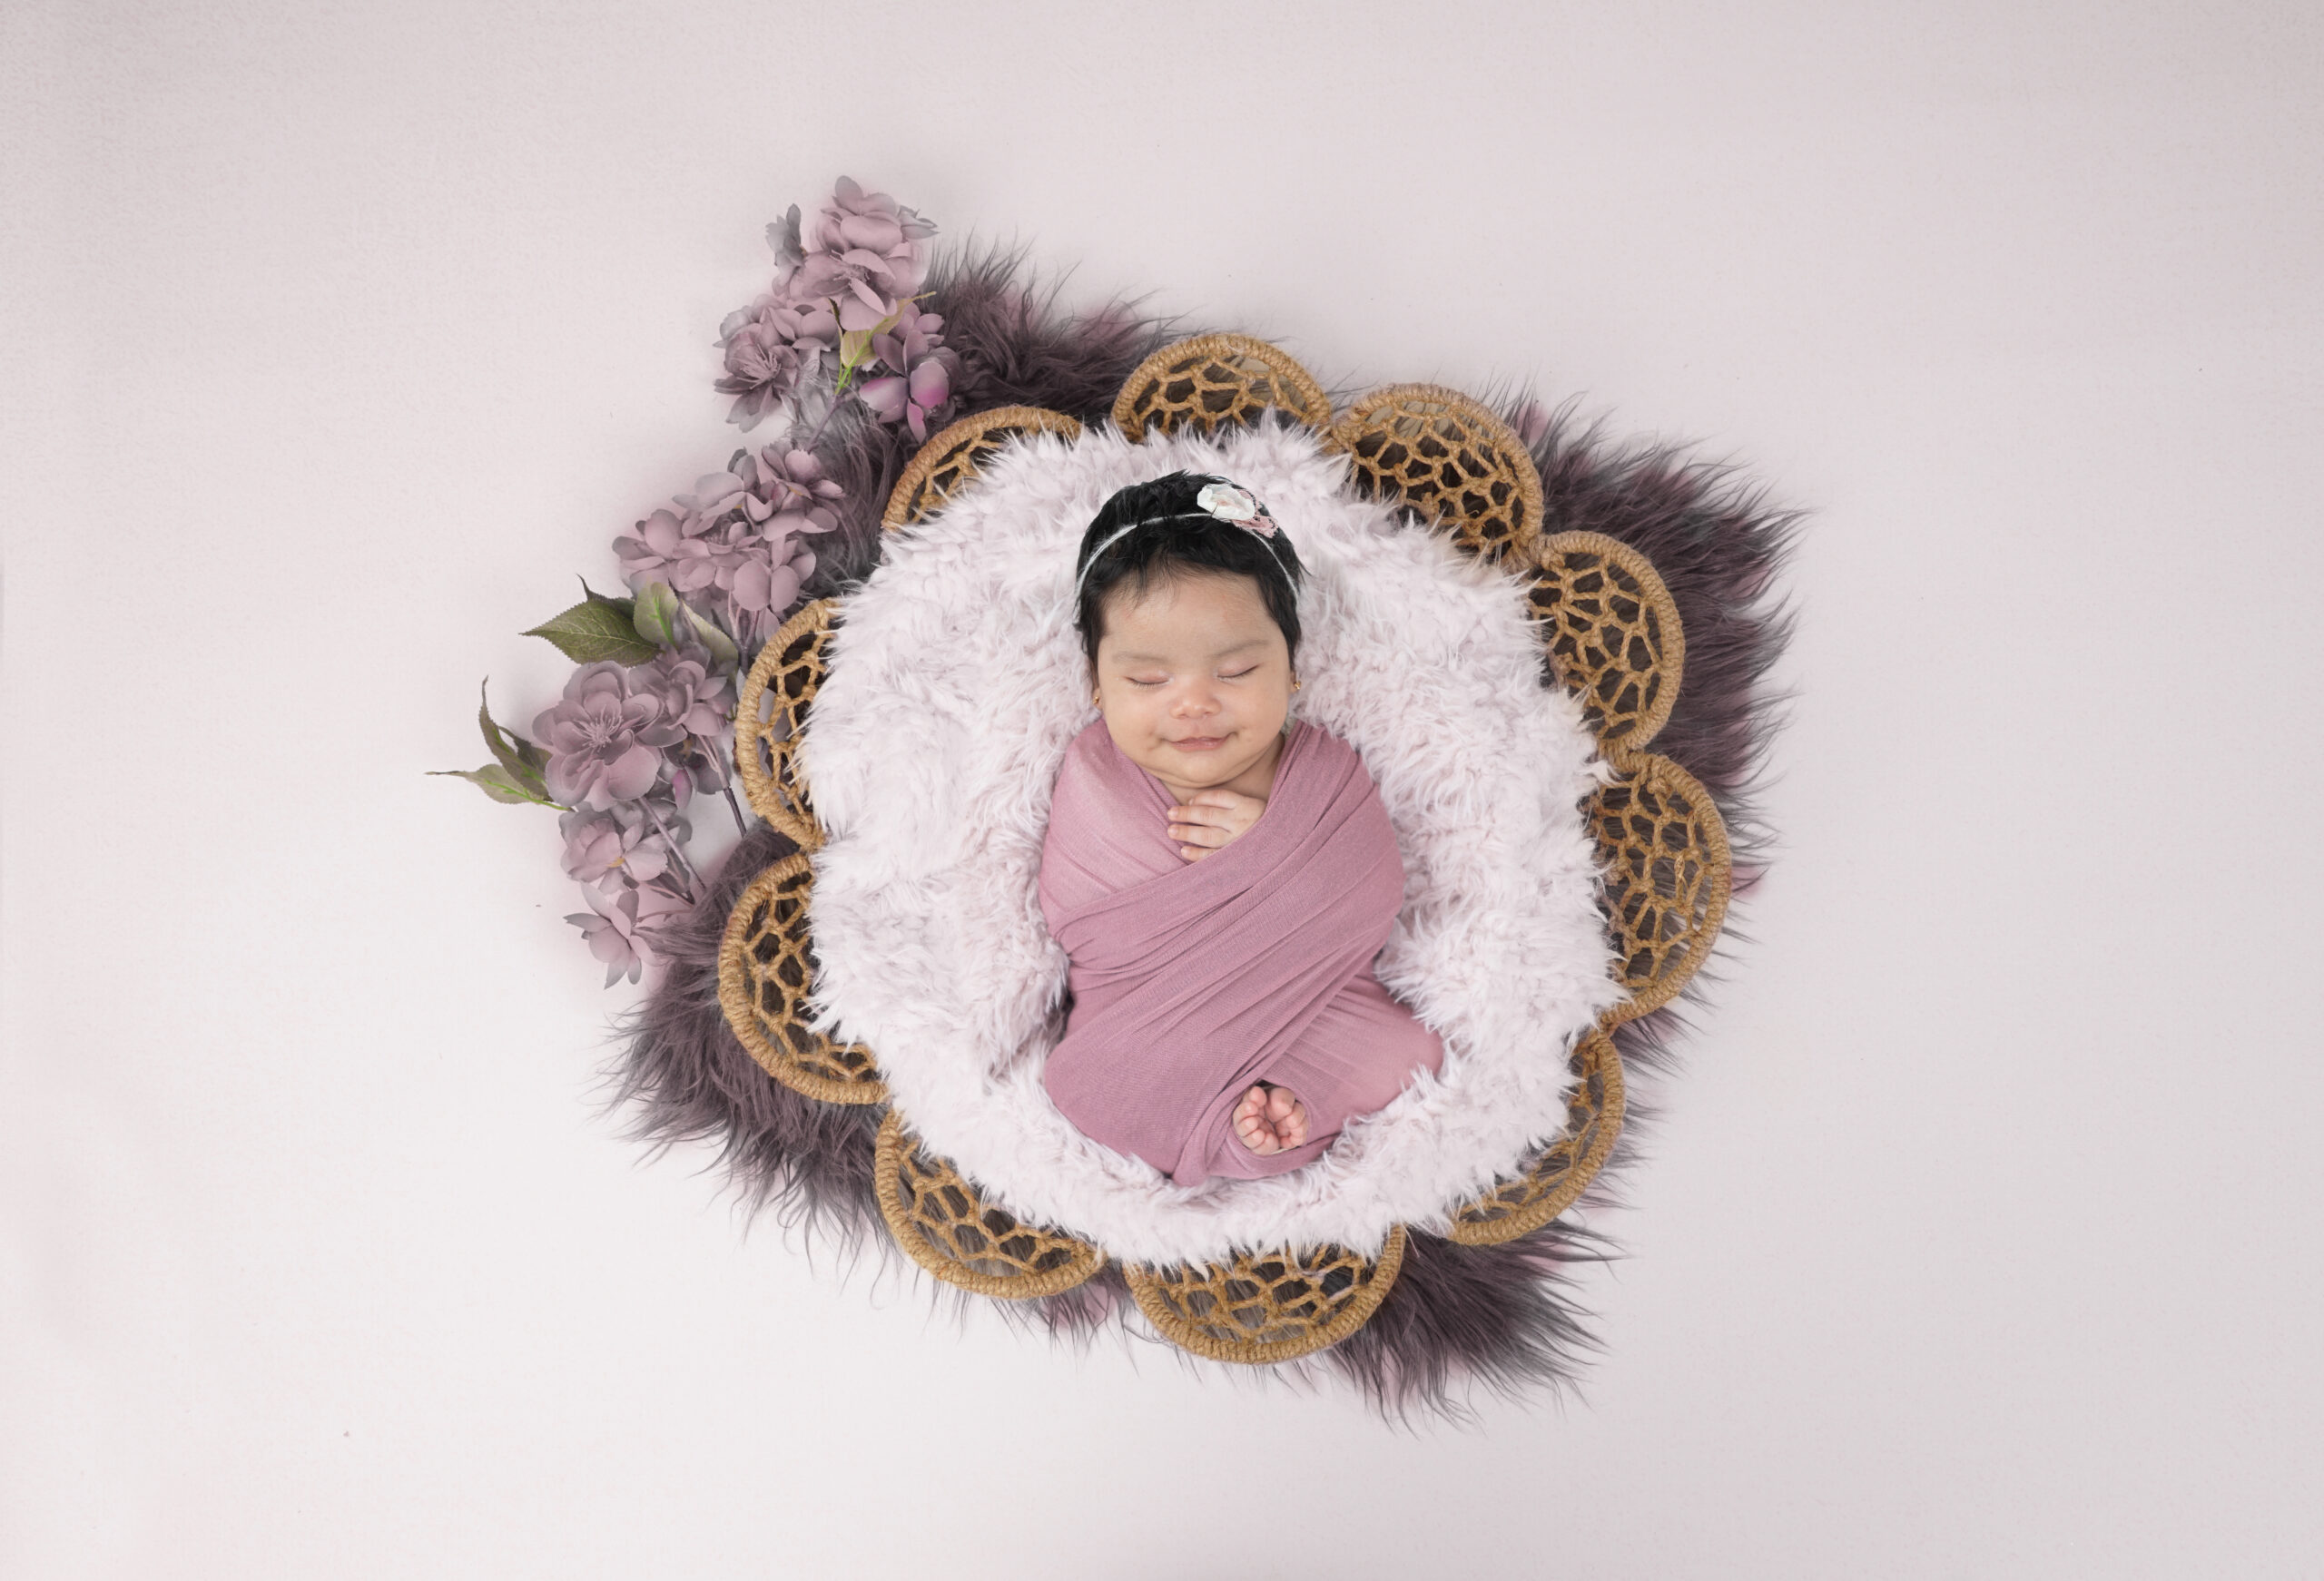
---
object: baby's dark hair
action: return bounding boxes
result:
[1072,472,1305,671]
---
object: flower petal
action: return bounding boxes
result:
[908,359,950,406]
[730,559,774,611]
[603,743,662,802]
[859,376,906,422]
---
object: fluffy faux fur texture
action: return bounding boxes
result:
[611,252,1794,1412]
[609,822,887,1241]
[801,421,1622,1267]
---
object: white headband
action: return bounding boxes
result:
[1070,482,1289,603]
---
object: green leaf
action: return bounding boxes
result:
[631,582,685,650]
[477,682,550,789]
[579,576,636,621]
[525,597,657,666]
[683,604,740,673]
[428,764,561,808]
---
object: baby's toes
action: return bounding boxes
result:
[1234,1086,1278,1154]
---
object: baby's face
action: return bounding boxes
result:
[1092,570,1294,795]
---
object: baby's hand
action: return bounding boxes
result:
[1167,790,1265,862]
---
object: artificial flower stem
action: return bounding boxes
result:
[640,798,704,901]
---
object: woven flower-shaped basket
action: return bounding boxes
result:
[719,337,1730,1365]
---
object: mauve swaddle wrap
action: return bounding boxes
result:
[1039,720,1445,1183]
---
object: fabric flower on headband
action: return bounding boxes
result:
[1196,481,1276,535]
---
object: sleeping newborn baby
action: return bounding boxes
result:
[1038,471,1444,1183]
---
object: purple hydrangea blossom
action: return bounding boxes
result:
[720,177,946,432]
[860,361,953,442]
[636,653,731,739]
[543,176,951,987]
[611,507,721,600]
[714,295,840,430]
[689,447,842,544]
[860,303,958,442]
[612,447,839,654]
[558,798,687,894]
[533,662,686,810]
[635,653,735,800]
[789,176,937,331]
[566,876,690,987]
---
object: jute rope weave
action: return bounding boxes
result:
[734,598,835,849]
[1593,750,1731,1022]
[1439,535,1686,1238]
[715,853,885,1105]
[1124,1231,1409,1365]
[873,1111,1106,1299]
[1110,333,1333,442]
[1325,384,1544,566]
[1529,531,1687,751]
[882,406,1084,530]
[1445,1026,1625,1245]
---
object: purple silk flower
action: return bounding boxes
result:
[859,303,957,442]
[557,797,687,894]
[566,879,690,987]
[786,176,938,331]
[614,447,839,654]
[533,663,685,810]
[715,296,841,430]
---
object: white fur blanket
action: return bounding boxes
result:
[803,421,1620,1266]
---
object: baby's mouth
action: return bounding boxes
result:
[1169,733,1229,751]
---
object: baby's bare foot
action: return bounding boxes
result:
[1234,1083,1309,1154]
[1233,1085,1280,1154]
